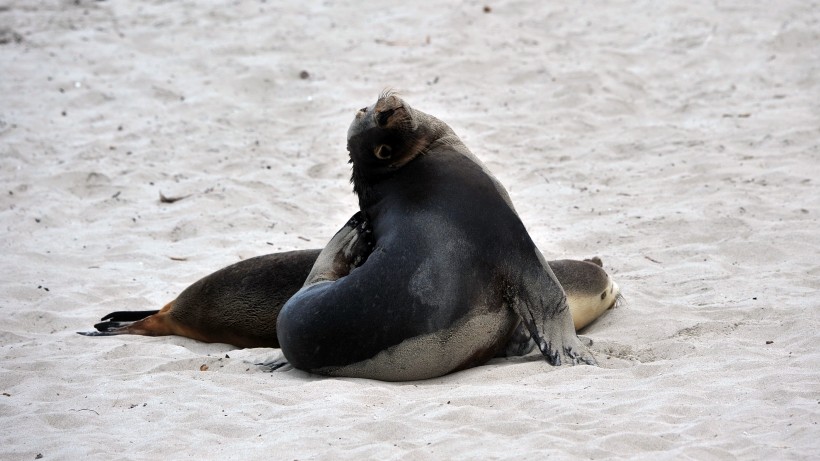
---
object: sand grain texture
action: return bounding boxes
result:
[1,1,818,459]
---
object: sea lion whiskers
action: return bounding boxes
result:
[379,88,399,100]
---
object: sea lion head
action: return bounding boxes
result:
[347,91,451,205]
[347,91,424,170]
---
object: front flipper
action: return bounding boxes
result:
[303,212,374,286]
[521,302,597,366]
[510,252,597,366]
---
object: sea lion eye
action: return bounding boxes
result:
[374,144,392,160]
[376,108,395,127]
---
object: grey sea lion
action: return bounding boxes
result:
[275,93,599,381]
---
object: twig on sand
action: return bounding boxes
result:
[69,408,100,416]
[159,192,190,204]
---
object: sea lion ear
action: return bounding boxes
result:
[376,108,396,128]
[374,144,393,160]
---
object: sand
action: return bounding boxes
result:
[1,0,818,459]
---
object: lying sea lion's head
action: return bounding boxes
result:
[347,91,451,205]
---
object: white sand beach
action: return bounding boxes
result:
[1,0,818,459]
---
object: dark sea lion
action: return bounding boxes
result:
[79,250,620,349]
[275,93,598,381]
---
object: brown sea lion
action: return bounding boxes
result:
[79,250,619,349]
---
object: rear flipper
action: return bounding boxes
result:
[77,329,128,337]
[77,321,136,337]
[76,309,161,337]
[99,310,159,323]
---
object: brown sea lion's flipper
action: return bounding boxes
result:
[302,212,373,287]
[77,310,160,336]
[100,310,160,323]
[78,303,177,338]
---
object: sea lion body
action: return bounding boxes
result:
[81,252,620,351]
[276,93,597,380]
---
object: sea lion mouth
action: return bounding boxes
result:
[354,107,369,122]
